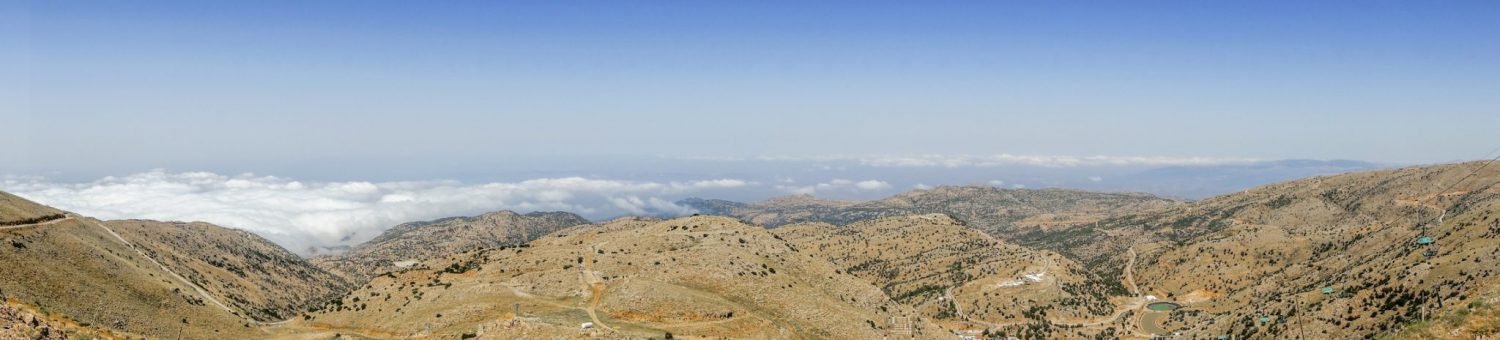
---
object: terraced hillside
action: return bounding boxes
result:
[290,216,947,339]
[312,210,589,281]
[107,219,355,322]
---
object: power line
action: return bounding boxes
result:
[1431,145,1500,201]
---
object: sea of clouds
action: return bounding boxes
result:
[0,170,891,254]
[0,154,1362,255]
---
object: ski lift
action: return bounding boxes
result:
[1416,236,1434,245]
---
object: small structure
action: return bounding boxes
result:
[1321,287,1335,295]
[581,322,594,330]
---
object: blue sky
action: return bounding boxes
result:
[4,1,1497,251]
[5,1,1499,178]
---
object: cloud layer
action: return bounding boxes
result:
[689,154,1259,168]
[1,170,751,253]
[774,178,892,195]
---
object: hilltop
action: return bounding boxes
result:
[774,214,1134,338]
[1017,161,1500,338]
[290,215,947,339]
[680,186,1180,239]
[0,191,64,226]
[312,211,589,281]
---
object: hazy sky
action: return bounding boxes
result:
[6,2,1497,252]
[4,1,1499,178]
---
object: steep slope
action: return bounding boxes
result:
[106,219,355,322]
[1392,285,1500,339]
[0,209,259,338]
[680,186,1179,239]
[774,215,1132,338]
[1022,161,1500,338]
[0,191,64,226]
[313,211,589,280]
[0,288,120,340]
[289,216,947,339]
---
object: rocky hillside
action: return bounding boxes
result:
[291,216,947,339]
[774,215,1130,338]
[0,197,260,338]
[0,288,107,340]
[106,219,355,322]
[1017,161,1500,339]
[312,211,589,280]
[680,186,1179,240]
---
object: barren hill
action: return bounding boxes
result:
[1020,161,1500,338]
[106,219,355,323]
[680,186,1179,239]
[0,211,259,338]
[0,191,63,226]
[313,211,589,280]
[774,214,1135,339]
[290,216,947,339]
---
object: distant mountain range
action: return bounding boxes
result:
[3,160,1498,338]
[1103,159,1384,198]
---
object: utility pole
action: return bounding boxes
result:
[1295,304,1306,339]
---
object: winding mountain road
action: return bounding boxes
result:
[76,214,298,326]
[579,241,618,334]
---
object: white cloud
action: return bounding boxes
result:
[855,180,891,191]
[775,178,891,195]
[686,154,1258,168]
[1,170,753,254]
[913,183,933,190]
[856,154,1258,168]
[1088,176,1104,182]
[669,179,752,191]
[987,180,1005,186]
